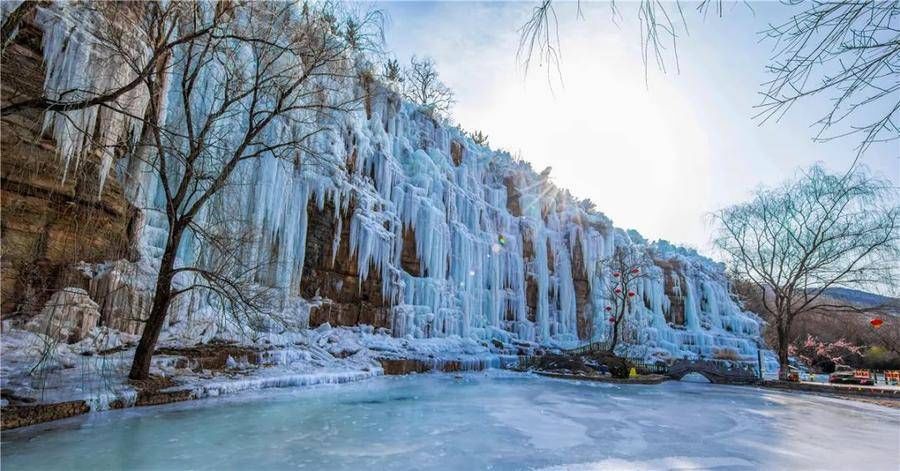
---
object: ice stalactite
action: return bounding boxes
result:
[35,5,151,194]
[683,277,702,331]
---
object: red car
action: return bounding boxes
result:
[829,365,874,385]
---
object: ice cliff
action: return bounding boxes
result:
[2,2,769,364]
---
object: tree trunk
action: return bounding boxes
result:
[609,320,619,353]
[776,318,791,380]
[609,305,623,353]
[128,229,182,380]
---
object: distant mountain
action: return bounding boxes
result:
[819,288,900,315]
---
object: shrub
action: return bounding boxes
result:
[468,130,489,146]
[534,354,590,374]
[862,346,900,370]
[585,352,633,378]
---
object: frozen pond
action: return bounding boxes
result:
[2,372,898,470]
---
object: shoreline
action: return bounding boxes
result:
[1,368,384,431]
[3,322,897,431]
[760,380,900,409]
[534,371,669,384]
[6,365,899,431]
[2,354,514,431]
[0,325,524,430]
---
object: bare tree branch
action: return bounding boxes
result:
[402,56,454,117]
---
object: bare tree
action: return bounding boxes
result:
[579,198,597,213]
[516,1,740,81]
[403,56,454,116]
[733,272,900,369]
[598,245,652,352]
[120,1,370,380]
[341,9,384,53]
[757,1,900,158]
[713,164,899,379]
[516,0,564,85]
[3,2,372,380]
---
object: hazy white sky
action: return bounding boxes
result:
[375,1,899,254]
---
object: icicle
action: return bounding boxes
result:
[35,4,151,195]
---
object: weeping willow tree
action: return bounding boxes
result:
[713,165,899,379]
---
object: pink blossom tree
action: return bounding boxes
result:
[789,334,862,372]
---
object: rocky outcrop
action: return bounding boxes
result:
[300,200,391,329]
[83,261,152,335]
[571,233,594,340]
[400,226,422,277]
[450,140,464,167]
[379,357,495,375]
[504,176,523,217]
[656,258,686,326]
[24,288,101,343]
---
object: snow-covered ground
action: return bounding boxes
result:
[3,372,898,470]
[0,323,528,409]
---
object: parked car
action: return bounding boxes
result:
[829,365,875,385]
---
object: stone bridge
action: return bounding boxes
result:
[553,344,761,385]
[668,359,759,384]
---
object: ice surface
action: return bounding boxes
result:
[3,373,898,470]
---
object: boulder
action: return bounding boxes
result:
[25,288,101,343]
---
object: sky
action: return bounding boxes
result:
[373,1,899,255]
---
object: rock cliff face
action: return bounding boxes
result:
[301,199,391,329]
[0,3,768,363]
[0,16,135,321]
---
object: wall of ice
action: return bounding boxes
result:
[21,2,770,363]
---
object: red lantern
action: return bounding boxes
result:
[871,318,884,329]
[631,268,640,274]
[614,287,622,294]
[604,306,612,312]
[608,316,616,323]
[612,271,621,278]
[627,290,636,297]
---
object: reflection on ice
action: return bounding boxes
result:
[540,456,755,470]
